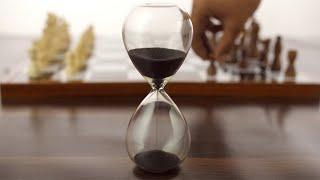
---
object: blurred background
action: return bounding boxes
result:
[1,0,320,41]
[1,0,320,93]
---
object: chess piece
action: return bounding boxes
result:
[29,60,41,79]
[75,39,88,69]
[228,44,239,63]
[28,46,41,79]
[64,25,95,73]
[65,51,77,77]
[285,50,297,78]
[43,14,71,57]
[29,13,72,80]
[74,49,86,70]
[37,34,51,51]
[29,42,39,61]
[43,13,58,38]
[259,39,271,67]
[37,50,52,70]
[239,31,246,48]
[57,20,70,53]
[239,48,248,69]
[84,26,95,56]
[248,19,260,58]
[260,39,271,79]
[46,13,58,28]
[87,26,95,47]
[271,36,282,72]
[238,30,250,60]
[207,61,217,76]
[80,26,95,60]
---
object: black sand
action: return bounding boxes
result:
[134,150,181,173]
[128,48,186,79]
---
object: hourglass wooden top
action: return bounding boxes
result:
[0,97,319,179]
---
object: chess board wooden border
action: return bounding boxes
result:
[2,81,320,104]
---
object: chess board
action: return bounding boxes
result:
[1,36,320,104]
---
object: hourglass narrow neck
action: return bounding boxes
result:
[146,77,170,90]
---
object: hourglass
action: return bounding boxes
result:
[122,3,193,173]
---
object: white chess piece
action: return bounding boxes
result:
[65,51,77,77]
[28,46,41,79]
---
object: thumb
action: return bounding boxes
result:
[213,23,242,61]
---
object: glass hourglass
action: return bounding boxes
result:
[122,3,193,173]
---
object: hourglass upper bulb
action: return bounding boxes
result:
[123,3,193,89]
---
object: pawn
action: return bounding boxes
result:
[285,50,298,78]
[207,61,217,76]
[271,36,282,72]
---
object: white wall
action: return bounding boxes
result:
[255,0,320,40]
[0,0,319,40]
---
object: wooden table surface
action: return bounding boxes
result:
[0,97,319,179]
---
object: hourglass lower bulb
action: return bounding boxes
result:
[123,3,193,173]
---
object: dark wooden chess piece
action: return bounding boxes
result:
[259,39,271,79]
[239,48,248,69]
[207,61,217,76]
[240,31,246,48]
[260,66,267,81]
[285,50,297,78]
[259,39,271,66]
[228,44,239,63]
[248,19,260,58]
[271,36,282,72]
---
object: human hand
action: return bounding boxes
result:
[191,0,261,61]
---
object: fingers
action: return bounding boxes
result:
[213,23,242,61]
[191,1,212,60]
[207,21,223,60]
[192,33,211,60]
[208,22,223,33]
